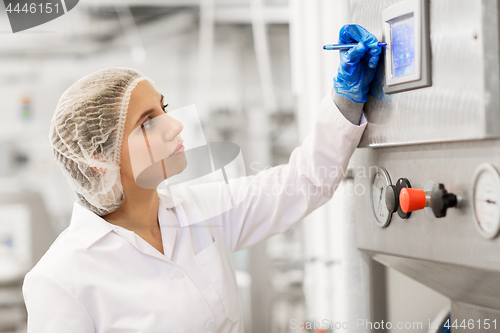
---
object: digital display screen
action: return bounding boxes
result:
[390,14,416,77]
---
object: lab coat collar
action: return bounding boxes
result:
[68,184,194,253]
[157,203,177,259]
[69,195,178,251]
[68,201,116,250]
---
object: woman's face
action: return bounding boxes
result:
[120,80,187,189]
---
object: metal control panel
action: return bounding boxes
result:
[350,0,500,328]
[353,0,500,147]
[354,140,500,329]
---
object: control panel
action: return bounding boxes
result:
[371,170,460,224]
[368,163,500,241]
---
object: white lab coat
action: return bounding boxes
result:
[22,93,367,333]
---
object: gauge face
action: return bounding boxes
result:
[472,163,500,239]
[371,167,392,228]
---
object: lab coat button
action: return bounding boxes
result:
[206,320,216,332]
[172,268,184,280]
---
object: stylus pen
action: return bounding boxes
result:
[323,42,387,50]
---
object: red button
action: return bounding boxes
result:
[399,188,426,213]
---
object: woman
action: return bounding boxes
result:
[22,24,381,332]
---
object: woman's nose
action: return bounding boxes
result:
[163,115,183,141]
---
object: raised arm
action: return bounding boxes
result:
[215,24,382,252]
[217,92,367,252]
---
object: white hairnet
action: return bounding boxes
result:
[49,68,152,216]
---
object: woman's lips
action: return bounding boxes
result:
[170,144,185,156]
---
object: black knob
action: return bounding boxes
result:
[431,184,457,218]
[385,185,398,213]
[395,178,412,219]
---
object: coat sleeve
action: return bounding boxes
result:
[22,272,95,333]
[214,92,367,252]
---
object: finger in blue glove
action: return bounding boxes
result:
[333,24,382,103]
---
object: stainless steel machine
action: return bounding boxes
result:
[352,0,500,331]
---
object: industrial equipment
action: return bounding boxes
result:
[354,0,500,331]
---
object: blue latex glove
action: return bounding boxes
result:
[333,24,382,103]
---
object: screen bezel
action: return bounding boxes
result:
[382,0,422,86]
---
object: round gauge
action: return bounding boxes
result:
[471,163,500,239]
[371,167,392,228]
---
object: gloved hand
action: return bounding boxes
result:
[333,24,382,103]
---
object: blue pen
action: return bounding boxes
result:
[323,42,387,50]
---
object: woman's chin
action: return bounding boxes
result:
[181,152,188,171]
[133,151,189,189]
[168,151,188,177]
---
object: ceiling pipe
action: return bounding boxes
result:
[196,0,215,118]
[115,5,146,63]
[250,0,277,113]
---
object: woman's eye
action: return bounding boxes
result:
[142,118,154,128]
[162,103,169,113]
